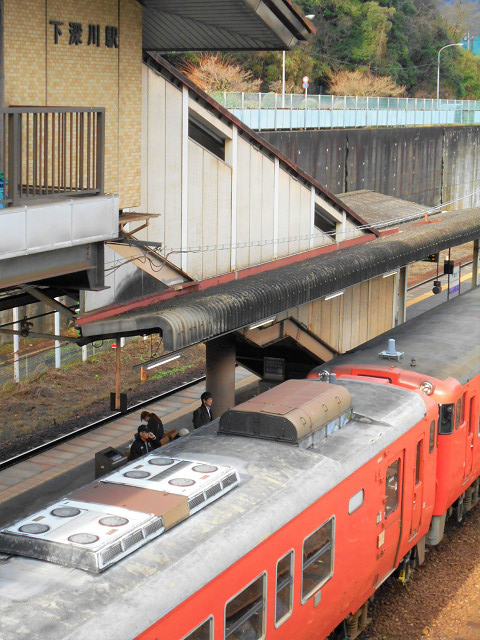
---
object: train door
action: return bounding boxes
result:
[410,439,424,538]
[376,452,404,582]
[465,392,477,483]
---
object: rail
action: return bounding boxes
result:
[0,106,105,207]
[212,91,480,131]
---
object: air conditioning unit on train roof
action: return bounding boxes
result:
[219,379,352,448]
[0,455,239,573]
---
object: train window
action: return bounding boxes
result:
[429,421,436,453]
[275,551,294,627]
[385,459,399,518]
[302,517,334,602]
[348,489,364,514]
[182,617,213,640]
[455,399,462,429]
[415,441,422,485]
[439,404,454,435]
[225,573,266,640]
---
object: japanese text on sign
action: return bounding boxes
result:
[49,20,118,48]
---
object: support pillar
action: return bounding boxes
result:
[206,334,236,420]
[397,266,408,325]
[473,239,479,288]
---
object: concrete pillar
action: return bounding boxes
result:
[397,265,408,325]
[206,334,236,420]
[473,239,479,288]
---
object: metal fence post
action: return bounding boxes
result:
[7,111,21,205]
[258,92,262,132]
[96,109,105,195]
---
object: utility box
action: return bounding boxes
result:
[95,447,128,479]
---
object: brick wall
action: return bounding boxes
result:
[3,0,142,208]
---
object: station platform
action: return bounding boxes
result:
[0,367,259,528]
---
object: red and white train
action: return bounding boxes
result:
[0,287,479,640]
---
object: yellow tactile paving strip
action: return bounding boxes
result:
[0,370,259,505]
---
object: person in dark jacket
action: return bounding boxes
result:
[140,410,164,443]
[129,425,157,460]
[192,391,214,429]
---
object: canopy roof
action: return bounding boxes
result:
[138,0,315,51]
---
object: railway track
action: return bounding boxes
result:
[0,374,206,473]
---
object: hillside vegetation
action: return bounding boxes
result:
[175,0,480,99]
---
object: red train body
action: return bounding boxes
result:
[1,289,480,640]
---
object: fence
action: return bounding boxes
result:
[211,92,480,131]
[0,339,122,387]
[1,107,105,207]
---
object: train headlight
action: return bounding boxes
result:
[420,381,434,395]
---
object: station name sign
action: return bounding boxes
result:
[49,20,118,48]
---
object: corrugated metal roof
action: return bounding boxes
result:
[79,209,480,350]
[139,0,315,51]
[337,190,426,230]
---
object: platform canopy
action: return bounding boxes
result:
[138,0,315,51]
[77,208,480,351]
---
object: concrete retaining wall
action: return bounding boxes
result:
[264,126,480,209]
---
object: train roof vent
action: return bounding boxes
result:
[0,456,239,573]
[219,379,352,448]
[379,338,404,361]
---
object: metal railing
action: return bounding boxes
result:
[0,107,105,207]
[212,92,480,131]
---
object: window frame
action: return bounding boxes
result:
[188,114,226,162]
[429,420,436,453]
[181,616,214,640]
[455,398,462,429]
[385,458,400,519]
[348,489,364,514]
[274,550,294,628]
[301,516,335,604]
[439,403,455,435]
[224,572,267,640]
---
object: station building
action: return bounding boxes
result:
[1,1,480,413]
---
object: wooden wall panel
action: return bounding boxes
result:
[186,141,204,279]
[236,137,252,269]
[277,169,291,259]
[261,156,275,263]
[164,82,183,268]
[217,161,233,276]
[249,148,263,266]
[306,275,396,358]
[288,178,301,255]
[202,152,219,278]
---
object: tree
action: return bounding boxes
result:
[179,54,261,93]
[328,69,406,96]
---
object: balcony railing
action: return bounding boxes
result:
[0,107,105,207]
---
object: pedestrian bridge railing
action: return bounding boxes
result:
[211,92,480,131]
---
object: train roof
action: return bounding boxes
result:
[0,379,427,640]
[318,288,480,385]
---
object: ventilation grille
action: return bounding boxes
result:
[122,530,144,551]
[188,494,206,510]
[101,542,122,565]
[206,483,221,499]
[143,518,164,538]
[222,473,237,489]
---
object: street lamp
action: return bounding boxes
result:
[436,43,463,101]
[282,14,315,107]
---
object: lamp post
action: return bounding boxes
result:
[436,43,463,101]
[282,14,315,108]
